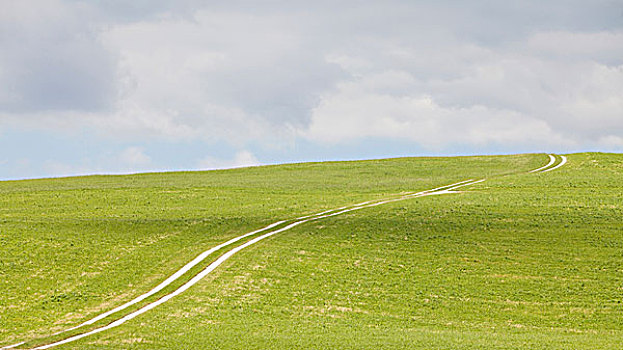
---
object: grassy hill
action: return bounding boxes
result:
[1,153,621,349]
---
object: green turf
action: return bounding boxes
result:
[1,153,621,349]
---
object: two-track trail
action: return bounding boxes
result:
[1,154,567,349]
[530,154,567,173]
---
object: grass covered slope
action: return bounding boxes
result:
[1,153,621,349]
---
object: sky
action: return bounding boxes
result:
[1,0,622,180]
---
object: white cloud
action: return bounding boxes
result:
[0,0,117,112]
[303,83,566,149]
[525,30,623,65]
[118,146,151,166]
[197,150,260,170]
[325,54,372,75]
[598,135,623,148]
[304,27,623,150]
[1,0,622,179]
[74,8,340,147]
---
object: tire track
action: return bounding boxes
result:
[5,154,567,349]
[16,179,481,349]
[529,154,556,173]
[541,155,567,173]
[529,154,567,173]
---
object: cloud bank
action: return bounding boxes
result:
[0,0,621,178]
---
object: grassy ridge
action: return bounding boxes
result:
[65,153,621,349]
[3,153,622,349]
[0,154,538,346]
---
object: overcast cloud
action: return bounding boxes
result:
[1,0,622,179]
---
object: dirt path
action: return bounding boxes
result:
[530,154,567,173]
[542,155,567,173]
[530,154,556,172]
[24,180,482,349]
[5,154,568,349]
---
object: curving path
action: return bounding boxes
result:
[542,155,567,173]
[2,154,568,349]
[529,154,556,173]
[530,154,567,173]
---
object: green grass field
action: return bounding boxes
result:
[1,153,621,349]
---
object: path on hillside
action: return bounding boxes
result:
[531,154,567,173]
[1,154,567,349]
